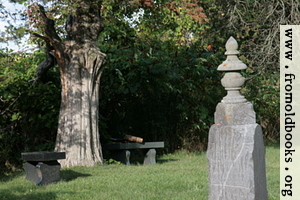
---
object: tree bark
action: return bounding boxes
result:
[55,41,106,167]
[35,1,106,167]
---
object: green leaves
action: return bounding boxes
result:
[0,50,60,172]
[99,21,223,151]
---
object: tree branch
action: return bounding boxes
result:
[37,4,61,44]
[29,33,57,83]
[33,4,66,70]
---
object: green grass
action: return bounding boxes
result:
[0,144,279,200]
[265,143,280,200]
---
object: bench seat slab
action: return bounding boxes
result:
[22,152,66,161]
[103,141,164,150]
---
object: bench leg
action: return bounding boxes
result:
[23,160,61,185]
[143,149,156,165]
[111,150,131,165]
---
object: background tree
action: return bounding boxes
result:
[26,0,106,167]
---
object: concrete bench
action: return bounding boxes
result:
[103,141,164,165]
[21,152,65,185]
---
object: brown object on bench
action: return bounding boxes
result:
[123,135,144,143]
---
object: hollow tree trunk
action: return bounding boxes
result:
[34,1,106,167]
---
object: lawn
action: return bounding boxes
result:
[0,143,279,200]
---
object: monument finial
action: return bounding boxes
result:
[217,37,247,71]
[225,36,239,55]
[217,37,247,103]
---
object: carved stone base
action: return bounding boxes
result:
[207,124,268,200]
[103,142,164,165]
[110,149,157,165]
[23,161,61,185]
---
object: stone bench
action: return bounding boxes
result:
[21,152,66,185]
[103,141,164,165]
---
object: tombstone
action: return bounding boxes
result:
[206,37,268,200]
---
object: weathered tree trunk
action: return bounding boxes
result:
[55,42,106,167]
[35,1,106,167]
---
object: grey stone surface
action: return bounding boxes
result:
[214,102,256,125]
[22,152,66,161]
[143,149,156,165]
[207,124,268,200]
[23,162,42,184]
[23,161,61,185]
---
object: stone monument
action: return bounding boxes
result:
[206,37,268,199]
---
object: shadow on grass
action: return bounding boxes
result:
[0,186,56,200]
[60,169,91,182]
[156,158,179,164]
[0,170,24,183]
[124,156,179,165]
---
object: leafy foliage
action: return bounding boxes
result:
[0,50,60,172]
[99,0,224,152]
